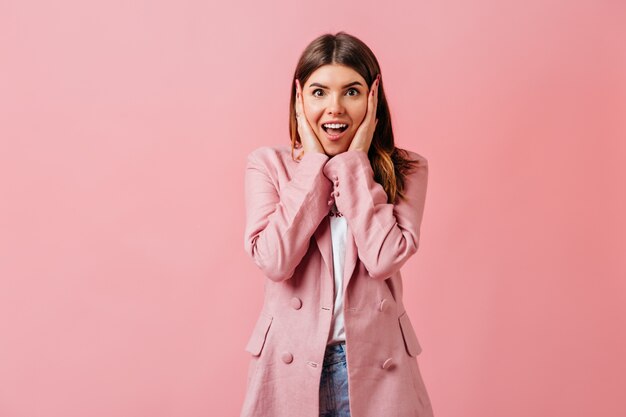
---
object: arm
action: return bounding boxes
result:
[244,148,333,282]
[322,150,428,280]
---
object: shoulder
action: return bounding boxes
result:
[395,147,428,168]
[246,144,295,165]
[245,145,301,181]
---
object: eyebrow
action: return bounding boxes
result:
[308,81,364,89]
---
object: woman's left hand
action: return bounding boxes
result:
[348,74,380,154]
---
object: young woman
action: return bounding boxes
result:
[241,31,434,417]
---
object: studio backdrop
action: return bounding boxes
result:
[0,1,624,416]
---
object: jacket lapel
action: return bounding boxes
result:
[314,216,358,294]
[342,222,358,293]
[314,216,333,279]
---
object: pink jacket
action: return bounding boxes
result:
[241,145,433,417]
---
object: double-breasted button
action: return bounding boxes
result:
[379,299,389,312]
[334,180,339,187]
[333,190,340,197]
[332,175,338,181]
[281,351,294,364]
[290,297,302,310]
[382,357,393,369]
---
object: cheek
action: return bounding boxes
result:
[303,101,324,124]
[351,102,368,125]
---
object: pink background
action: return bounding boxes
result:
[1,1,624,416]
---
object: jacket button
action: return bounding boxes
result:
[327,199,334,206]
[281,351,294,364]
[334,180,339,187]
[333,175,338,181]
[291,297,302,310]
[379,299,388,312]
[333,191,340,197]
[382,357,393,369]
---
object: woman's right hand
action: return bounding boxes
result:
[294,79,325,156]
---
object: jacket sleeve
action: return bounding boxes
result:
[244,148,333,282]
[322,149,428,281]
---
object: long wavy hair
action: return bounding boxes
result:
[288,31,422,204]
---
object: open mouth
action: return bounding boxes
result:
[322,123,349,136]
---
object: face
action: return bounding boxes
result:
[302,64,369,156]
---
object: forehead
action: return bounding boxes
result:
[306,64,366,87]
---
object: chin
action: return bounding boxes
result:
[321,138,353,155]
[323,145,350,157]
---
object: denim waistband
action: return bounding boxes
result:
[323,342,346,366]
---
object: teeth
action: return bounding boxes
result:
[323,123,347,129]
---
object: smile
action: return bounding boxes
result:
[322,123,349,141]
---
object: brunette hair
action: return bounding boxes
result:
[289,31,421,204]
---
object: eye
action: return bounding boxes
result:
[346,88,359,96]
[312,89,324,97]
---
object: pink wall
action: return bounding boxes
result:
[1,1,624,416]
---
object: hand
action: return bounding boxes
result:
[294,79,325,156]
[348,74,380,154]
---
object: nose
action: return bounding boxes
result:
[326,93,345,115]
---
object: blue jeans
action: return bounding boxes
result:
[319,343,351,417]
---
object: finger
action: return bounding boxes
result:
[370,75,379,96]
[297,80,305,114]
[297,80,302,114]
[296,79,301,100]
[294,80,302,118]
[297,80,305,118]
[297,82,313,136]
[369,77,379,121]
[295,80,313,136]
[374,74,380,103]
[365,82,377,122]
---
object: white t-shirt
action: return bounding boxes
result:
[327,202,347,345]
